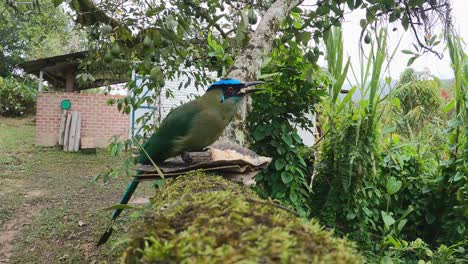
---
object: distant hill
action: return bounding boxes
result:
[340,77,454,101]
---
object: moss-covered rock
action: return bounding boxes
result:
[121,172,363,263]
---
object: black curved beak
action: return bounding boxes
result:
[241,81,266,94]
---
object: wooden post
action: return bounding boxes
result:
[58,111,67,145]
[63,112,72,151]
[68,111,78,151]
[65,67,75,93]
[73,113,81,151]
[38,71,43,92]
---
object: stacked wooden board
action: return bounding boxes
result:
[58,111,81,151]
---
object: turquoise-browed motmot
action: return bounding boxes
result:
[98,78,264,245]
[138,78,264,164]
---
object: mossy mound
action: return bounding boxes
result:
[121,172,362,263]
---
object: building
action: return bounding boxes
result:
[19,52,130,148]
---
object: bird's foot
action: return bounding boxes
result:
[181,152,193,165]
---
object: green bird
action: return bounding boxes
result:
[97,78,264,246]
[139,78,265,164]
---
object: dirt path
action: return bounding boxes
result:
[0,202,44,263]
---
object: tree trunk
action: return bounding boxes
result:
[223,0,303,146]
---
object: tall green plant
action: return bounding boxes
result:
[431,33,468,244]
[312,28,397,244]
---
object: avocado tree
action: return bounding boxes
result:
[4,0,450,143]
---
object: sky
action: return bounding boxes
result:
[335,0,468,81]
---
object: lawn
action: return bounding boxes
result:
[0,117,152,263]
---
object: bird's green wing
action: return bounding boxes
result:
[139,101,201,164]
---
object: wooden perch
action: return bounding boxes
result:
[135,140,272,186]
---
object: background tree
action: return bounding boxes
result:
[0,0,83,78]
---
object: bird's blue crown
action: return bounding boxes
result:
[207,78,241,90]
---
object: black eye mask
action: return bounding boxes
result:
[221,86,242,102]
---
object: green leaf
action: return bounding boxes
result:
[448,118,463,128]
[253,127,267,141]
[391,97,401,109]
[52,0,64,7]
[402,15,409,31]
[292,133,302,143]
[281,171,294,184]
[346,211,357,220]
[298,157,307,167]
[385,76,392,85]
[443,100,455,113]
[397,219,408,231]
[381,255,393,264]
[382,125,396,134]
[407,56,417,66]
[386,235,401,249]
[363,207,373,217]
[282,134,293,145]
[301,31,312,45]
[354,0,362,8]
[146,6,165,16]
[381,211,396,228]
[386,177,402,195]
[360,19,367,28]
[275,159,286,170]
[366,10,375,24]
[399,205,414,219]
[453,171,464,182]
[401,49,413,55]
[290,192,299,204]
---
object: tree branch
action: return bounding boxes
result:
[184,2,228,39]
[226,0,303,81]
[404,2,443,59]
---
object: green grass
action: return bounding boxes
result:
[0,117,153,263]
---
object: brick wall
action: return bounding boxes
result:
[36,92,129,148]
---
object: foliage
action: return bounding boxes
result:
[390,68,444,137]
[431,34,468,246]
[0,0,82,78]
[93,138,132,182]
[309,28,467,263]
[121,172,363,263]
[312,29,391,242]
[0,76,37,116]
[247,17,327,215]
[384,238,467,263]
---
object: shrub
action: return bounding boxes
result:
[391,68,443,136]
[0,76,37,117]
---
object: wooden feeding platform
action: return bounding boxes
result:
[133,140,272,186]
